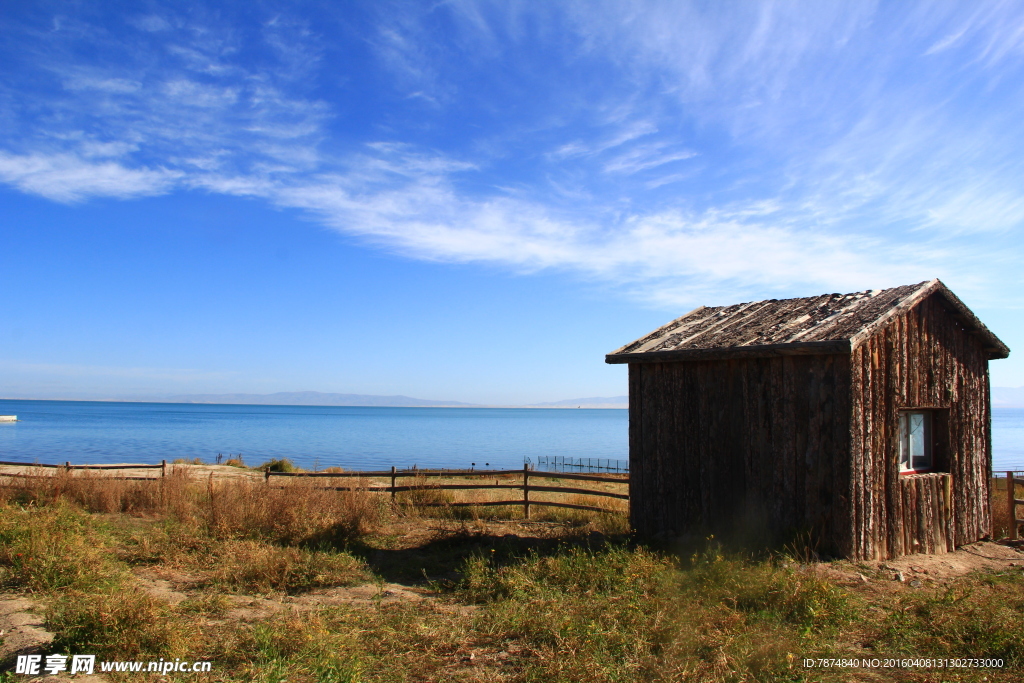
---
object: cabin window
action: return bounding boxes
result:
[899,411,932,472]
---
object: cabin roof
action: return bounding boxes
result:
[606,279,1010,364]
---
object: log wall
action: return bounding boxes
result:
[849,292,992,559]
[628,353,852,555]
[898,473,954,554]
[628,291,992,560]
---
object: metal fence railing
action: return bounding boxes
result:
[526,456,628,473]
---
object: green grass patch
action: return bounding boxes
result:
[0,503,123,592]
[47,586,201,660]
[5,478,1024,682]
[207,539,370,594]
[876,571,1024,665]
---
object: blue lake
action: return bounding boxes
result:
[0,400,1021,472]
[0,400,627,471]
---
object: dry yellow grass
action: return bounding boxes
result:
[0,466,387,545]
[992,477,1022,540]
[3,467,1024,682]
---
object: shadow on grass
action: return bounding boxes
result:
[338,526,633,585]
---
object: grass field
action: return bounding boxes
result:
[0,467,1022,682]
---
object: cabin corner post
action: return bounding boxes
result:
[627,362,643,536]
[984,365,993,537]
[834,353,857,560]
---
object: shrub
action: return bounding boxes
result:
[259,458,296,473]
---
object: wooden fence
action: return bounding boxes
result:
[0,460,628,517]
[1008,471,1024,541]
[0,460,167,481]
[267,465,628,518]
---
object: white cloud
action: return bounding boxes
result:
[2,1,1024,309]
[602,145,696,175]
[0,152,178,202]
[62,76,142,93]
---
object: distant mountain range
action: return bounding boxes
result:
[5,388,1019,408]
[530,396,628,408]
[5,389,1020,409]
[168,391,474,407]
[165,391,628,408]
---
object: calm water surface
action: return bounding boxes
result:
[0,400,627,471]
[0,400,1021,471]
[993,408,1024,471]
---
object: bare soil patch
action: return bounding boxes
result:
[0,593,51,660]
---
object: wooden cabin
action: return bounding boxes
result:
[606,280,1009,560]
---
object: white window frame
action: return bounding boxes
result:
[899,410,933,473]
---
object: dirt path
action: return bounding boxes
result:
[0,593,51,660]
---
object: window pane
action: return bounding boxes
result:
[909,413,925,458]
[899,411,932,471]
[899,414,909,469]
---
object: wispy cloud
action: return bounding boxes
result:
[602,144,696,175]
[2,1,1024,309]
[0,152,178,202]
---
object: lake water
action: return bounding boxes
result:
[0,399,1021,472]
[0,400,628,471]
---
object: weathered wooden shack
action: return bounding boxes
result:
[606,280,1009,559]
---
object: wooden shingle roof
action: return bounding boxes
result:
[606,279,1009,363]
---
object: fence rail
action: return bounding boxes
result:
[528,455,629,473]
[0,460,628,516]
[267,465,628,517]
[0,460,167,480]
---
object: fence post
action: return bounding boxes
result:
[161,459,167,478]
[1010,472,1018,541]
[523,465,530,520]
[391,466,397,501]
[265,469,271,484]
[65,461,71,471]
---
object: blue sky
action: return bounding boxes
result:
[2,0,1023,404]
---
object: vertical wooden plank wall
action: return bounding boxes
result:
[628,353,852,555]
[628,292,991,559]
[848,293,991,559]
[898,473,954,554]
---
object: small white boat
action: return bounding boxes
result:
[0,416,16,422]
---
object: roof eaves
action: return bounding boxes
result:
[606,306,708,356]
[605,339,852,364]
